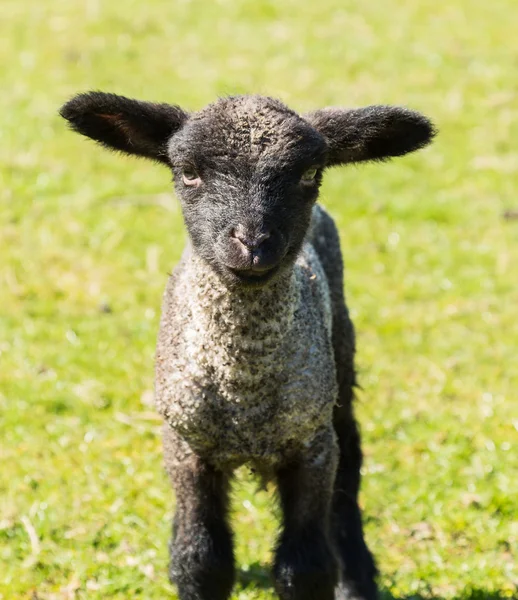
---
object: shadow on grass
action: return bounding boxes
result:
[380,588,513,600]
[236,568,514,600]
[237,562,273,590]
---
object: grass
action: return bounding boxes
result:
[1,0,517,598]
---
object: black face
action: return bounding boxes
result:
[168,100,328,288]
[60,91,435,288]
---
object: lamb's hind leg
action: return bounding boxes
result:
[163,426,235,600]
[273,435,339,600]
[332,406,378,600]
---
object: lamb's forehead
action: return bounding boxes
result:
[172,95,325,163]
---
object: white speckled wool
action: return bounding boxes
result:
[155,205,339,471]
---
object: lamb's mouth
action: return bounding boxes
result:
[228,265,279,286]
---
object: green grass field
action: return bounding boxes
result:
[1,0,517,598]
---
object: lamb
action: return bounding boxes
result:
[60,92,435,600]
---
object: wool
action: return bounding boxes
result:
[156,206,338,471]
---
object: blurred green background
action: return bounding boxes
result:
[1,0,517,598]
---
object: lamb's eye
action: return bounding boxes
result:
[301,168,318,183]
[182,169,201,187]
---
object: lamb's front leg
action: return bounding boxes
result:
[163,426,235,600]
[274,436,339,600]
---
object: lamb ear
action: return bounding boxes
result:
[304,105,436,167]
[59,91,189,164]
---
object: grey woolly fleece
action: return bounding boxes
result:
[155,203,346,474]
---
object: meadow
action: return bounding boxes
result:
[0,0,517,598]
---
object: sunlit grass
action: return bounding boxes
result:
[1,0,517,598]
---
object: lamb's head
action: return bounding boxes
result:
[60,92,435,288]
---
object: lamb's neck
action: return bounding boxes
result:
[186,254,298,350]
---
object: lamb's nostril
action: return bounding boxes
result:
[231,225,271,250]
[248,231,271,248]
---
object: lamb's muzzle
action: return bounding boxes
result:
[227,222,283,280]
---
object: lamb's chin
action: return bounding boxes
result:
[207,262,281,290]
[226,265,280,288]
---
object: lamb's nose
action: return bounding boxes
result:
[231,224,271,251]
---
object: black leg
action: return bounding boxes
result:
[273,436,339,600]
[163,427,235,600]
[332,409,378,600]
